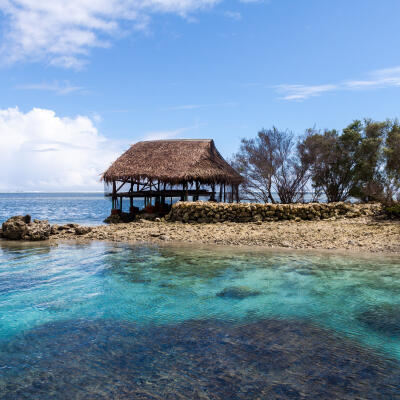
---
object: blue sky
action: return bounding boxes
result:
[1,0,400,191]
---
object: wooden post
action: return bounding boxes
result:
[236,184,240,203]
[181,183,185,201]
[112,180,117,211]
[223,184,226,203]
[130,182,134,211]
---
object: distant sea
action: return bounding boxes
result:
[0,193,145,226]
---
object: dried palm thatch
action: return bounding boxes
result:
[102,139,243,185]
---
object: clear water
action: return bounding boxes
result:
[1,241,400,398]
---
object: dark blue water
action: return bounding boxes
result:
[0,193,145,226]
[1,242,400,398]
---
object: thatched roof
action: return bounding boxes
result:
[102,139,243,185]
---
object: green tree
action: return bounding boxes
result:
[299,128,359,202]
[383,121,400,201]
[349,120,387,202]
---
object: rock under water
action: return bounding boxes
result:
[217,286,262,299]
[357,304,400,336]
[0,318,399,399]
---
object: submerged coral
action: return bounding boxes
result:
[0,318,399,399]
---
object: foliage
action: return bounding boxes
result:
[234,119,400,204]
[383,203,400,219]
[232,128,309,203]
[299,128,359,202]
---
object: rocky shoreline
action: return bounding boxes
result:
[2,213,400,255]
[48,216,400,254]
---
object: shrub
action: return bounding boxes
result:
[383,203,400,219]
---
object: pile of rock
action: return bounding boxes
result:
[0,216,93,241]
[51,224,92,236]
[104,212,138,224]
[1,215,51,241]
[165,201,382,223]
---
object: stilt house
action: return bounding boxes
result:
[102,139,243,215]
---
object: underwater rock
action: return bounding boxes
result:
[357,304,400,336]
[2,215,50,241]
[0,318,399,399]
[217,286,261,299]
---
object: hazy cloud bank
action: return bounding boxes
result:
[0,107,120,192]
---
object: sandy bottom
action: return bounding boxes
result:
[50,217,400,255]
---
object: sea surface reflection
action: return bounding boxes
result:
[1,241,400,398]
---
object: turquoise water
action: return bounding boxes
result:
[1,241,400,398]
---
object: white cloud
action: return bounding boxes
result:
[142,127,187,141]
[0,107,120,191]
[345,66,400,89]
[0,0,221,68]
[276,66,400,101]
[239,0,267,3]
[141,122,200,140]
[275,84,337,101]
[15,81,86,95]
[163,102,237,111]
[223,10,241,20]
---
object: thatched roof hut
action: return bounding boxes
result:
[102,139,243,185]
[102,139,243,214]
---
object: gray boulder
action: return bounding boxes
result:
[2,215,51,241]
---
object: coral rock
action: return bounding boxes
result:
[2,215,51,241]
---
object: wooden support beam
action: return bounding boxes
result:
[116,181,126,193]
[211,183,215,201]
[112,181,117,210]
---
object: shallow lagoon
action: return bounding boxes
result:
[1,241,400,398]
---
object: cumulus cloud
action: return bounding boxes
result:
[276,66,400,101]
[0,107,120,191]
[0,0,221,68]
